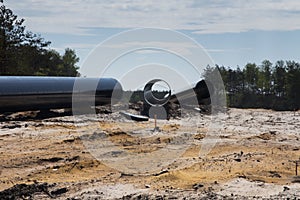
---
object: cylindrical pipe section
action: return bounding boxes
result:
[0,76,123,112]
[168,80,212,105]
[143,79,171,106]
[142,79,212,119]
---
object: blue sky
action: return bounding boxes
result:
[4,0,300,73]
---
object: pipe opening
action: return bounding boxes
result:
[143,79,171,106]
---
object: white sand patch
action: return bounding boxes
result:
[70,184,149,200]
[217,178,284,197]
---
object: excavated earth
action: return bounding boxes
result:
[0,108,299,199]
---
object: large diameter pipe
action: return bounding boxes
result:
[0,76,123,113]
[143,79,212,107]
[141,79,212,119]
[169,79,212,105]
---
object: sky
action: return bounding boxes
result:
[4,0,300,80]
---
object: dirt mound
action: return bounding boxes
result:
[0,183,50,199]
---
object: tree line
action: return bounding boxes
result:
[207,60,300,111]
[0,0,79,76]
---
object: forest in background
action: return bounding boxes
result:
[0,0,79,76]
[209,60,300,111]
[129,60,300,111]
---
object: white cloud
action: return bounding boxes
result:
[63,43,97,50]
[4,0,300,35]
[207,48,252,53]
[99,41,199,56]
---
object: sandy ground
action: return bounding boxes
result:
[0,108,300,199]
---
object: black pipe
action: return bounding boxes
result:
[0,76,123,113]
[169,79,212,105]
[142,79,212,119]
